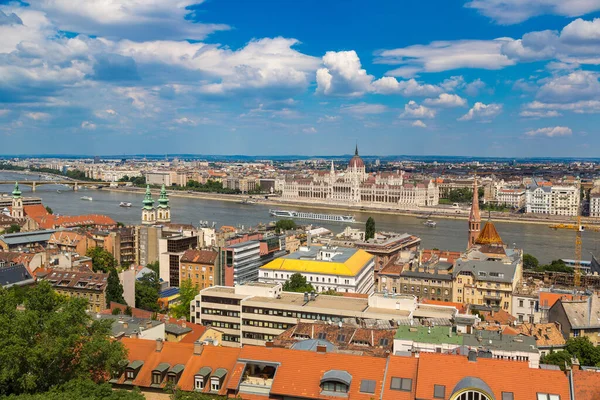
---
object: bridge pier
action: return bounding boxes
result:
[73,183,79,191]
[32,182,36,192]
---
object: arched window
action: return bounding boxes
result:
[451,390,493,400]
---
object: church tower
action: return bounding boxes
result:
[141,185,156,225]
[468,176,481,249]
[156,184,171,223]
[11,182,23,219]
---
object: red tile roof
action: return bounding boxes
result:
[414,352,570,400]
[180,249,217,264]
[421,299,467,314]
[574,369,600,400]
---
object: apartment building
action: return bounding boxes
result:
[495,188,525,209]
[42,269,109,312]
[158,234,199,287]
[590,187,600,218]
[146,171,172,186]
[355,232,421,276]
[190,282,458,347]
[549,295,600,345]
[526,181,580,216]
[259,245,375,294]
[222,240,261,286]
[179,249,218,289]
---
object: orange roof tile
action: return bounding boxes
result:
[574,369,600,400]
[421,299,466,314]
[177,345,241,395]
[235,346,387,399]
[382,356,418,400]
[414,352,570,400]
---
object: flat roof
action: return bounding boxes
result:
[395,325,463,345]
[247,292,370,313]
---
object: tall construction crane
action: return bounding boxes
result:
[549,215,600,287]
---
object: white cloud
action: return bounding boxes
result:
[81,120,96,130]
[372,77,443,96]
[174,117,196,126]
[524,99,600,113]
[423,93,467,107]
[114,87,152,110]
[412,120,427,128]
[0,109,10,116]
[341,103,388,115]
[24,111,50,120]
[26,0,230,41]
[519,110,561,118]
[458,102,502,121]
[400,101,436,119]
[95,109,118,118]
[376,39,515,76]
[440,76,466,91]
[317,115,340,123]
[525,126,573,137]
[464,79,487,97]
[316,50,373,97]
[302,127,317,134]
[536,71,600,103]
[465,0,600,24]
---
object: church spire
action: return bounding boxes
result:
[12,182,21,199]
[468,175,481,249]
[158,184,169,208]
[142,185,154,210]
[355,143,359,156]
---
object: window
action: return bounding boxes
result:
[502,392,514,400]
[152,373,162,385]
[195,376,204,390]
[537,395,560,400]
[519,299,524,307]
[454,390,492,400]
[317,332,327,340]
[322,381,348,393]
[126,370,135,379]
[390,377,412,391]
[434,385,445,398]
[360,379,376,394]
[337,334,346,342]
[379,338,389,346]
[211,379,220,391]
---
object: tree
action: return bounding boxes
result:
[111,307,122,315]
[124,306,132,316]
[3,378,145,400]
[135,271,160,312]
[535,259,574,274]
[365,217,375,240]
[6,224,21,234]
[170,279,199,321]
[146,261,159,275]
[0,282,127,395]
[282,273,315,293]
[45,206,53,215]
[565,336,600,367]
[275,219,297,233]
[106,268,126,307]
[86,247,117,273]
[541,350,573,370]
[523,254,539,270]
[169,388,228,400]
[321,289,341,296]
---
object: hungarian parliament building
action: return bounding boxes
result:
[281,147,439,209]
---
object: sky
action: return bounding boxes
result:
[1,1,600,157]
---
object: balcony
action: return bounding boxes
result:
[238,363,276,396]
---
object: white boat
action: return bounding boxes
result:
[269,209,355,223]
[119,202,132,207]
[423,219,437,227]
[80,196,93,201]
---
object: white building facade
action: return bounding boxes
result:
[281,147,439,209]
[525,182,579,216]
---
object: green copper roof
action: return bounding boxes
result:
[157,184,169,208]
[394,325,463,345]
[12,182,21,198]
[142,185,154,210]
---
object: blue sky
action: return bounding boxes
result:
[1,0,600,157]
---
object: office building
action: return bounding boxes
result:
[259,245,375,294]
[159,234,199,287]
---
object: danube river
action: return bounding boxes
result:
[1,171,598,264]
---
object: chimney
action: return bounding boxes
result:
[304,292,309,302]
[265,341,274,348]
[155,338,164,352]
[571,357,580,371]
[194,341,204,355]
[310,291,316,301]
[146,320,153,328]
[316,345,327,353]
[182,322,187,329]
[123,322,129,329]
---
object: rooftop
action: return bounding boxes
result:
[394,325,463,345]
[260,246,374,276]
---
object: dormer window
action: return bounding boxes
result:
[125,360,143,382]
[151,363,170,386]
[210,368,228,392]
[167,364,185,384]
[321,370,352,395]
[195,367,212,391]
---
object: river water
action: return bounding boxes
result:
[1,171,598,264]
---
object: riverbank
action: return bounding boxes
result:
[99,186,593,227]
